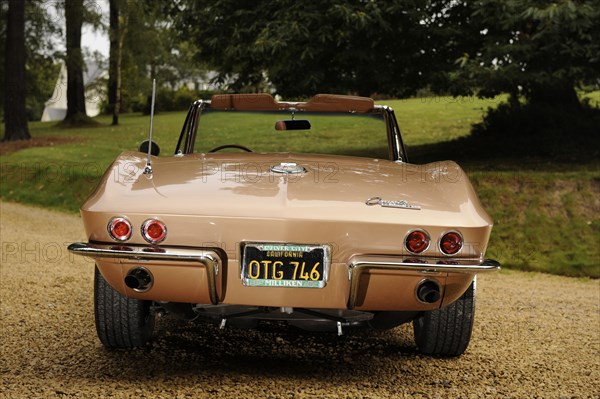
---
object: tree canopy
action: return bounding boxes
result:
[448,0,600,107]
[174,0,456,97]
[173,0,599,104]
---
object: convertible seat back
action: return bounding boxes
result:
[296,94,374,113]
[210,93,289,111]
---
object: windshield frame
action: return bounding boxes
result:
[175,97,408,162]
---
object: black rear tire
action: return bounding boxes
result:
[413,279,476,357]
[94,266,155,348]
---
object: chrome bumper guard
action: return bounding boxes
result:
[347,255,500,309]
[67,242,222,305]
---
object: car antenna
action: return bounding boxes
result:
[143,79,157,175]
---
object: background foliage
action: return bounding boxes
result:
[0,0,63,121]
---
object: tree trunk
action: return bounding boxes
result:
[64,0,87,121]
[3,0,30,141]
[108,0,128,126]
[108,0,118,123]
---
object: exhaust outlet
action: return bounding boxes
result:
[416,280,441,304]
[124,267,153,292]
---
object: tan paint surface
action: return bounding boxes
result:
[86,150,489,310]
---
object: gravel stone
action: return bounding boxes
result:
[1,201,599,398]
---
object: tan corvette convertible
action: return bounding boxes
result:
[68,93,499,357]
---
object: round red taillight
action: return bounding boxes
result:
[108,217,132,242]
[405,230,430,254]
[440,231,463,255]
[141,219,167,244]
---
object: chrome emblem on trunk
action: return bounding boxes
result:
[366,197,421,210]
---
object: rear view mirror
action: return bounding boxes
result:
[275,120,311,131]
[139,140,160,156]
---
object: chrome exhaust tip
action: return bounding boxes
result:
[124,267,153,292]
[416,280,441,304]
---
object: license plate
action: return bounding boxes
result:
[241,243,330,288]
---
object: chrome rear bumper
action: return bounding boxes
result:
[67,242,222,305]
[347,255,500,309]
[68,242,500,310]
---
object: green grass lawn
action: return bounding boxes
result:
[1,95,598,278]
[388,95,508,146]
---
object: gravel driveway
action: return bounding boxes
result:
[1,201,598,399]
